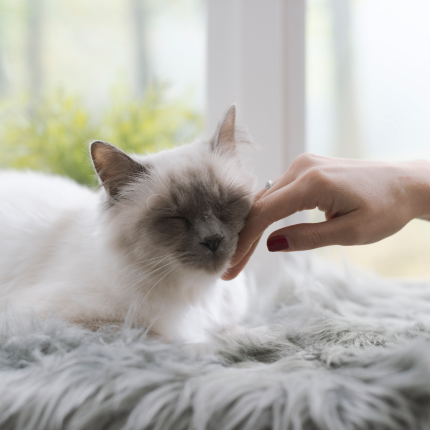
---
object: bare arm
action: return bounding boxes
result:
[223,154,430,280]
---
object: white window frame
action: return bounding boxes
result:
[207,0,306,278]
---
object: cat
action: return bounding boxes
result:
[0,106,256,343]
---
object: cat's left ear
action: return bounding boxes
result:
[90,141,148,199]
[211,105,237,155]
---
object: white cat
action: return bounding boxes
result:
[0,106,256,343]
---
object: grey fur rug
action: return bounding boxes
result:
[2,253,430,430]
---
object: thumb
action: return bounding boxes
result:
[267,214,360,252]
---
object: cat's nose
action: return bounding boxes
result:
[200,234,223,252]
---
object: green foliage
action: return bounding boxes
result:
[0,87,203,186]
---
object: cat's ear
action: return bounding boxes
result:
[90,141,147,199]
[211,105,236,155]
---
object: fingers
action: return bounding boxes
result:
[227,199,269,269]
[224,213,361,281]
[229,180,312,267]
[222,235,262,280]
[223,188,273,280]
[254,187,268,201]
[254,153,323,203]
[267,213,361,252]
[224,153,332,280]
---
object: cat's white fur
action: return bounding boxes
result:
[0,139,252,344]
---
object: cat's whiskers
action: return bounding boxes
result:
[136,262,181,310]
[113,248,174,273]
[108,258,179,304]
[124,258,178,291]
[115,253,178,288]
[114,252,177,285]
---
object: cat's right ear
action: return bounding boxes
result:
[90,141,148,199]
[211,105,237,155]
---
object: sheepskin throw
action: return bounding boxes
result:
[1,253,430,430]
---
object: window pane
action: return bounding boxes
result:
[0,0,206,186]
[307,0,430,278]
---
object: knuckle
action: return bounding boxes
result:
[249,198,264,219]
[250,198,274,227]
[305,167,332,188]
[291,153,312,170]
[289,153,328,182]
[244,199,273,241]
[296,152,316,164]
[293,153,321,168]
[294,153,311,164]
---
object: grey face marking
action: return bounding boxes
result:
[98,109,254,276]
[145,166,252,274]
[203,209,212,220]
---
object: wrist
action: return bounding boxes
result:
[398,159,430,221]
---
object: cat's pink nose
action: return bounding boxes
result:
[200,234,223,252]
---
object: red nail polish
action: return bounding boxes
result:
[267,236,290,252]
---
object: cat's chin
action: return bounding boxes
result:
[177,257,230,276]
[193,260,231,278]
[181,263,229,285]
[179,251,234,277]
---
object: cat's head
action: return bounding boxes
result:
[90,106,255,276]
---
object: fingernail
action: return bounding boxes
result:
[267,236,290,252]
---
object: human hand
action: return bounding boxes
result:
[223,153,430,280]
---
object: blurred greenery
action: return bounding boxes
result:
[0,86,203,186]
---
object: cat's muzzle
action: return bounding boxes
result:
[199,234,223,253]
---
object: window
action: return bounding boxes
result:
[307,0,430,278]
[2,0,429,278]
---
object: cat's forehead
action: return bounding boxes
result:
[142,141,252,212]
[141,140,210,167]
[168,166,223,208]
[165,169,251,222]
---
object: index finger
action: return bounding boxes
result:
[222,234,262,280]
[229,179,310,267]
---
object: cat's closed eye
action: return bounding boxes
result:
[170,215,191,226]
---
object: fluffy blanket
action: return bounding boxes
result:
[1,253,430,430]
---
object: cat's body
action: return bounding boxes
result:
[0,107,255,343]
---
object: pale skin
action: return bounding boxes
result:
[223,153,430,281]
